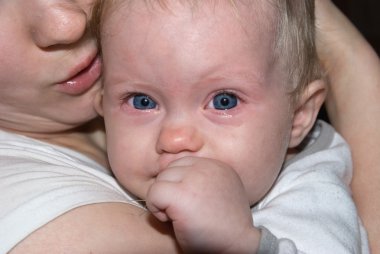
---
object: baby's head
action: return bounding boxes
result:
[94,0,325,205]
[93,0,321,99]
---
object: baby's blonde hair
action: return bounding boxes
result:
[91,0,320,101]
[274,0,321,101]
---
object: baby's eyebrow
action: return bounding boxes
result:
[207,70,266,86]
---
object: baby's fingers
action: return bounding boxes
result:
[146,181,180,222]
[155,166,188,182]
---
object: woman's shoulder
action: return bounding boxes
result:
[9,203,179,254]
[0,129,144,253]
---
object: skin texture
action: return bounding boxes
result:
[315,0,380,252]
[0,1,179,253]
[99,0,326,252]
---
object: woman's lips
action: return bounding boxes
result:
[56,55,102,95]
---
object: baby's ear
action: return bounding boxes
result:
[288,79,326,148]
[94,88,104,117]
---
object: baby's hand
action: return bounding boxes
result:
[146,156,260,253]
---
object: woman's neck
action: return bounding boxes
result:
[1,118,109,168]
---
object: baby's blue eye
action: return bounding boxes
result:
[130,94,157,109]
[212,92,238,110]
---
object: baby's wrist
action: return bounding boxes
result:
[220,226,261,254]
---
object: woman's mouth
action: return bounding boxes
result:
[56,55,102,95]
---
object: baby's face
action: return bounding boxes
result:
[101,0,295,205]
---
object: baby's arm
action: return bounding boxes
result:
[315,1,380,252]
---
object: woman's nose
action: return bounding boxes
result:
[30,5,87,48]
[156,125,204,154]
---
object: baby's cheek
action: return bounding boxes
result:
[237,156,283,205]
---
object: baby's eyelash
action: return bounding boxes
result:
[211,90,245,103]
[120,92,137,103]
[215,90,242,99]
[120,92,147,105]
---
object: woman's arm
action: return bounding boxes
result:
[10,203,180,253]
[315,1,380,252]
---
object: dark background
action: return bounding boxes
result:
[319,0,380,122]
[333,0,380,55]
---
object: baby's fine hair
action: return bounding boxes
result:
[91,0,320,100]
[274,0,321,100]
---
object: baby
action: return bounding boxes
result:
[93,0,369,253]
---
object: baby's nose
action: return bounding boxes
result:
[156,125,204,155]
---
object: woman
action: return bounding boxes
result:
[0,1,178,253]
